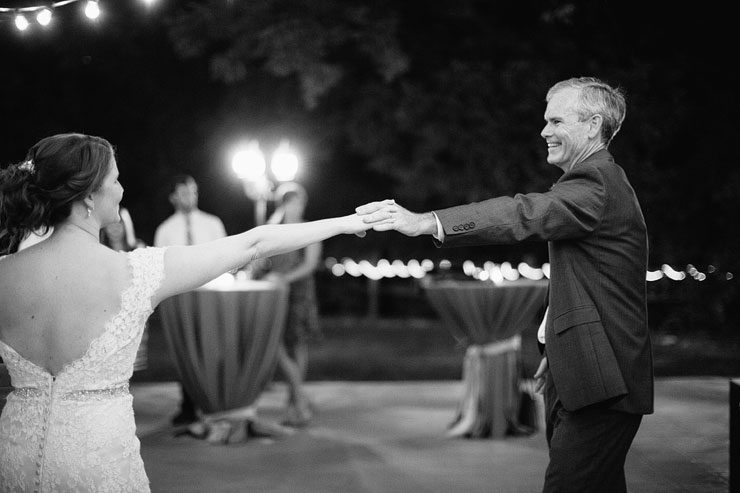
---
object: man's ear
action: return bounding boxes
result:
[588,114,603,140]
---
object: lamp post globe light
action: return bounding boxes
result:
[231,139,300,226]
[270,140,299,182]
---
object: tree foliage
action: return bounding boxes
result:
[1,0,736,272]
[167,0,408,108]
[166,0,740,270]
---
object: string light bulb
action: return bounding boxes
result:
[36,8,52,26]
[2,1,156,33]
[84,0,99,20]
[15,12,29,30]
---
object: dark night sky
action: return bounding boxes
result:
[1,1,738,272]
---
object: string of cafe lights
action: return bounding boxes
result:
[0,0,158,32]
[202,257,733,292]
[322,257,734,283]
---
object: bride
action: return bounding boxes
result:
[0,133,395,492]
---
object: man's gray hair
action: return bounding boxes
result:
[547,77,626,146]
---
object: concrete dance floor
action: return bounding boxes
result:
[133,377,731,492]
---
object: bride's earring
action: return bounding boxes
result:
[87,205,94,218]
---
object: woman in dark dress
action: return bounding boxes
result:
[263,183,322,427]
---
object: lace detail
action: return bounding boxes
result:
[0,247,167,492]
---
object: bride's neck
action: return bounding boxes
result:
[56,221,100,243]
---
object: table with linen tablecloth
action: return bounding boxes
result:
[159,277,290,443]
[423,278,548,438]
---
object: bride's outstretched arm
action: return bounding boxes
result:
[154,204,395,304]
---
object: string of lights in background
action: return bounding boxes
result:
[321,258,734,283]
[203,258,734,290]
[0,0,157,32]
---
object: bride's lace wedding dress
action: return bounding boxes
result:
[0,247,165,492]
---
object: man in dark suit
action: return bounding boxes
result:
[358,76,653,492]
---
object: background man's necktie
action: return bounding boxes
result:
[185,214,193,245]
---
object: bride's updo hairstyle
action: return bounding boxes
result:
[0,133,115,254]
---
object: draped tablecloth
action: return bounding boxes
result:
[423,278,548,438]
[159,278,290,443]
[0,362,10,415]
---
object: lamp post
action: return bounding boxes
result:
[232,139,300,226]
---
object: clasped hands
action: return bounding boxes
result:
[356,199,437,237]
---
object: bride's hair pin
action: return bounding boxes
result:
[18,159,36,175]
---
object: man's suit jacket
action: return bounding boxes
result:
[434,149,653,414]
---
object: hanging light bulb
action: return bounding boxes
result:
[84,0,100,20]
[15,12,30,31]
[36,8,52,26]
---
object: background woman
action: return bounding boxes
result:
[263,183,322,427]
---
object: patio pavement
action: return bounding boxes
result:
[133,376,732,492]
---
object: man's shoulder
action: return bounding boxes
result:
[581,149,622,173]
[564,150,620,182]
[155,214,178,231]
[196,209,219,219]
[583,150,634,187]
[195,210,225,224]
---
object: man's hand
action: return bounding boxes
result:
[356,200,437,237]
[351,199,396,237]
[533,356,548,394]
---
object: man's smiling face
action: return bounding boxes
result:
[541,87,594,172]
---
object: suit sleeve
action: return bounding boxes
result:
[434,165,607,247]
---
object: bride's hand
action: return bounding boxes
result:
[348,200,397,237]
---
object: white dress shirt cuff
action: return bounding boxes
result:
[537,306,549,344]
[431,211,445,242]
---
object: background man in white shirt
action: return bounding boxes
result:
[154,174,226,248]
[154,174,227,425]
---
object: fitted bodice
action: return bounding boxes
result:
[0,247,166,493]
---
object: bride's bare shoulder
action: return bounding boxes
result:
[0,243,128,288]
[0,251,22,272]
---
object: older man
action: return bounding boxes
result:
[358,77,653,492]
